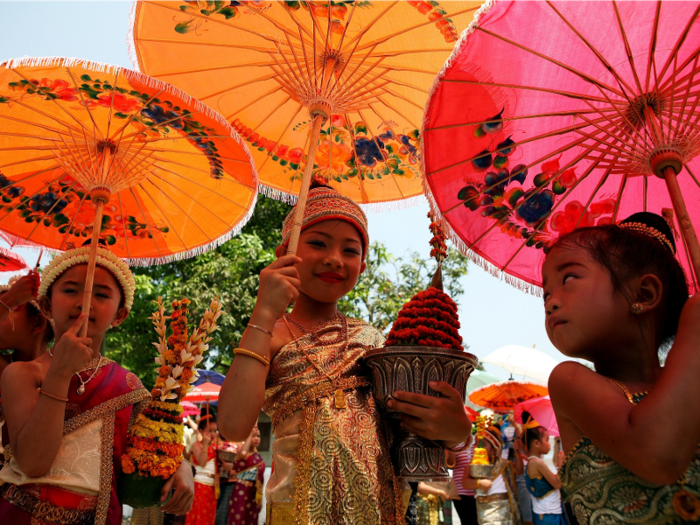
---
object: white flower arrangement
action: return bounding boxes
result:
[150,296,222,403]
[38,246,136,309]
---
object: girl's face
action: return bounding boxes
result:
[284,219,366,304]
[542,245,631,360]
[203,422,218,441]
[45,264,128,343]
[484,440,498,461]
[534,431,551,454]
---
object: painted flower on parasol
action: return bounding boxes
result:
[0,57,256,335]
[131,0,479,249]
[423,1,700,293]
[119,296,222,508]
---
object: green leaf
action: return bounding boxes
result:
[220,7,237,18]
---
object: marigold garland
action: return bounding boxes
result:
[385,287,463,350]
[120,296,223,479]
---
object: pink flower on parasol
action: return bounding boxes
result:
[423,1,700,293]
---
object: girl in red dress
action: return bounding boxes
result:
[187,415,219,525]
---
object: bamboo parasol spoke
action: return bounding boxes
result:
[128,186,163,257]
[256,104,304,174]
[224,85,283,122]
[64,68,106,143]
[0,114,73,137]
[134,37,277,55]
[149,62,273,79]
[341,2,399,54]
[144,174,236,230]
[59,190,89,251]
[24,178,80,242]
[136,183,191,250]
[657,4,700,86]
[116,192,131,259]
[198,74,276,103]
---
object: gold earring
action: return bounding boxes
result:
[631,303,645,315]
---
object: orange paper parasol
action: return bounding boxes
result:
[0,57,257,335]
[468,380,548,412]
[130,1,479,249]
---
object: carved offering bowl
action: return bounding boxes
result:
[364,345,478,481]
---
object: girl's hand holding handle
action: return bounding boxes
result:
[47,314,93,380]
[477,479,492,491]
[253,255,302,324]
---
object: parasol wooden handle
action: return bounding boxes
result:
[287,113,326,255]
[80,148,113,338]
[80,199,106,338]
[663,166,700,284]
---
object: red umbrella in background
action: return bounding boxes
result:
[0,247,27,272]
[183,381,221,417]
[465,406,479,422]
[514,395,559,438]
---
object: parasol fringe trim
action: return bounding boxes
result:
[257,183,426,212]
[127,0,141,72]
[125,190,258,267]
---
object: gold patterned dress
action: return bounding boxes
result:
[262,316,403,525]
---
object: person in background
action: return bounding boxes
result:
[216,437,238,525]
[228,425,265,525]
[451,438,478,525]
[186,414,219,525]
[522,412,567,525]
[0,273,53,469]
[463,425,523,525]
[514,438,534,525]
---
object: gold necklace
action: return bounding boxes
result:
[283,312,349,409]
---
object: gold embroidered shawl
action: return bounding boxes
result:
[262,317,403,525]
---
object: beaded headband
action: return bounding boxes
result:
[281,187,369,255]
[38,246,136,309]
[619,222,676,255]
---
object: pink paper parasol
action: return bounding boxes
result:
[514,395,559,438]
[423,1,700,293]
[180,401,200,418]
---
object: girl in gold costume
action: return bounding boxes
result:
[219,184,472,524]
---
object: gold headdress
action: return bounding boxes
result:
[281,186,369,254]
[618,212,676,255]
[38,246,136,309]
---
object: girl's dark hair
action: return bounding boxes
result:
[198,414,216,430]
[522,411,546,450]
[550,212,689,354]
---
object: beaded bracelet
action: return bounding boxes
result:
[247,323,272,336]
[233,348,270,367]
[37,387,69,403]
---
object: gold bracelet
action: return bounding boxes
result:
[233,348,270,367]
[37,387,69,403]
[247,323,272,336]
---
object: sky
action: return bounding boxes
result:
[0,1,566,382]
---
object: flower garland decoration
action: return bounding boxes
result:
[121,296,222,479]
[38,246,136,309]
[385,214,463,350]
